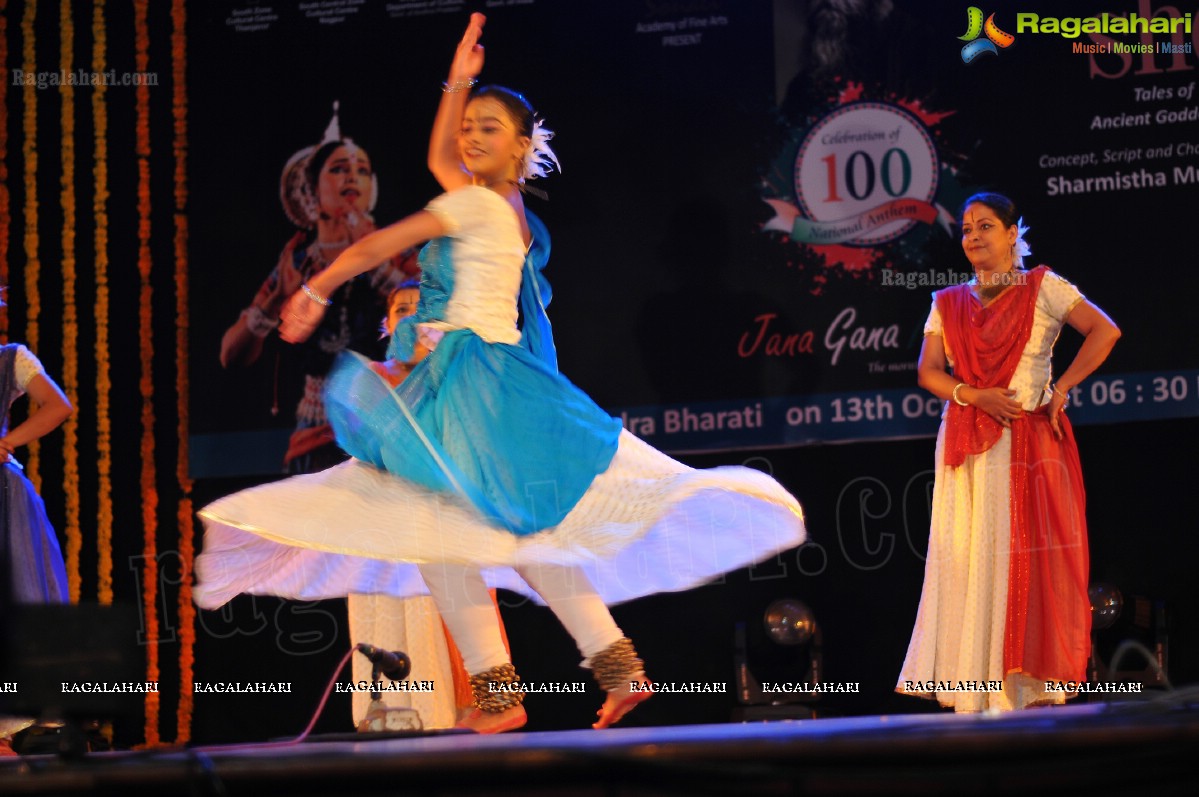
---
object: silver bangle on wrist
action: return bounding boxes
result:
[442,78,477,94]
[952,382,970,407]
[301,282,332,307]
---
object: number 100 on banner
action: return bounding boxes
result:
[788,102,941,246]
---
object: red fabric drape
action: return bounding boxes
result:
[1005,407,1091,683]
[283,424,337,466]
[936,267,1046,467]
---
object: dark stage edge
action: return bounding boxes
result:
[2,702,1197,796]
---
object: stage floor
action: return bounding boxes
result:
[2,700,1197,795]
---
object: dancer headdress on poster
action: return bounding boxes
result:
[279,101,380,229]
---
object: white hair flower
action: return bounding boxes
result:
[1013,216,1031,267]
[521,118,561,182]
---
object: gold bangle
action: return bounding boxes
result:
[1051,384,1069,399]
[952,383,969,407]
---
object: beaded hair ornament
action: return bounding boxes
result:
[279,101,379,229]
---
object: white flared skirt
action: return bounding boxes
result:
[195,431,805,610]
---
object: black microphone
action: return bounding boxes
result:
[355,643,411,681]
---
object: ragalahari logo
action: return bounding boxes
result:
[958,7,1015,63]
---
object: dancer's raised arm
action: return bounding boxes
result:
[428,12,486,190]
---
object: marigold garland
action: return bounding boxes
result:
[60,0,83,604]
[172,0,195,743]
[134,0,161,747]
[21,0,41,489]
[93,0,114,608]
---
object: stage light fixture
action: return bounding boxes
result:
[1089,583,1123,631]
[733,597,822,721]
[763,598,816,646]
[1,604,141,756]
[1088,582,1169,690]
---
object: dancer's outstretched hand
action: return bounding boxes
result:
[279,288,327,343]
[450,12,486,81]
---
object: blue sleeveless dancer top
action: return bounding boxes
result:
[324,186,621,535]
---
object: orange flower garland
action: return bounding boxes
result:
[172,0,195,743]
[21,0,41,489]
[93,0,114,607]
[134,0,161,747]
[60,0,83,604]
[5,0,198,745]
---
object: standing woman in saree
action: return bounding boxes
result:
[897,193,1120,711]
[196,14,805,733]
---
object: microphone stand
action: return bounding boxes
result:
[354,644,423,733]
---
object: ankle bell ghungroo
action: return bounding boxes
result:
[587,637,645,692]
[468,663,524,713]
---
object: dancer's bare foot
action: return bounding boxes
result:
[588,638,651,729]
[593,672,652,729]
[456,704,527,734]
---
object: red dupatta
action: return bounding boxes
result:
[936,266,1046,467]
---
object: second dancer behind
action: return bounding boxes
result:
[195,13,805,733]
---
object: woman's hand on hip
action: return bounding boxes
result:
[1047,390,1068,440]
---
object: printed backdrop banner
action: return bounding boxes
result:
[190,0,1199,476]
